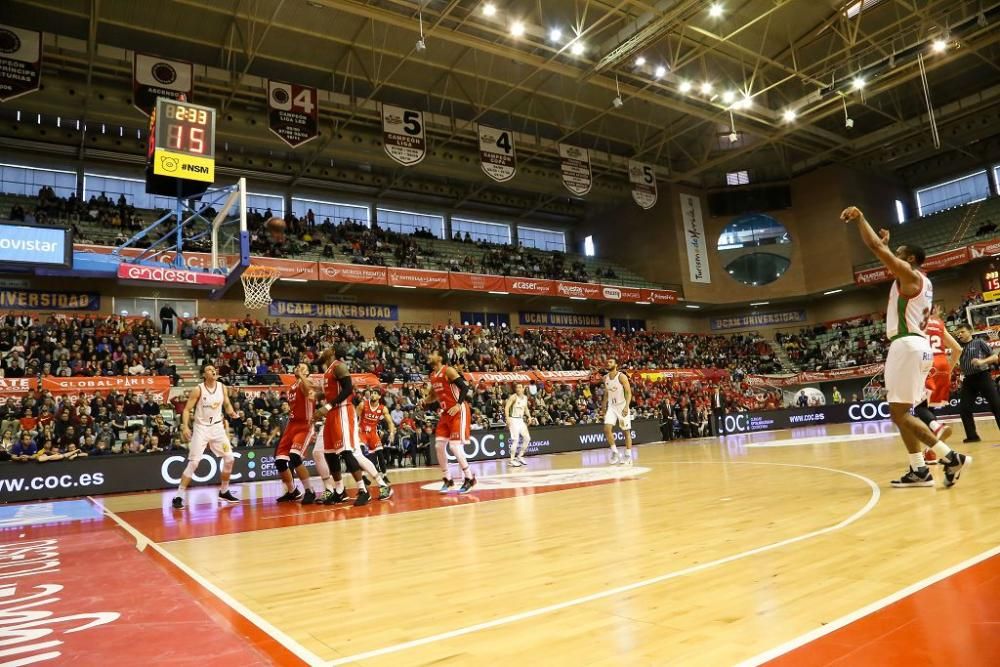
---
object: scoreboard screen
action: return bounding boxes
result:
[983,267,1000,302]
[150,98,216,183]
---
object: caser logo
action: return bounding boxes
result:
[848,402,891,421]
[512,281,540,290]
[602,287,622,300]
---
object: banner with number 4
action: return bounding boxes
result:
[382,104,426,166]
[478,124,516,182]
[267,80,318,148]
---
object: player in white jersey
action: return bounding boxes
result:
[172,365,241,509]
[505,383,532,467]
[602,358,633,465]
[843,207,970,488]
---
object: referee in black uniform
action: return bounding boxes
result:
[954,323,1000,443]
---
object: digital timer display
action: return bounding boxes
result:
[155,101,215,157]
[984,269,1000,294]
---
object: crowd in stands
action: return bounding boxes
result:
[0,314,178,384]
[7,186,144,244]
[775,315,887,371]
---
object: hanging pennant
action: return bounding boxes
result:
[0,25,41,102]
[382,104,426,165]
[133,53,193,116]
[559,143,592,196]
[628,159,657,210]
[478,124,516,182]
[267,80,319,148]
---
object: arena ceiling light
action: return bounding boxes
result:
[783,109,797,122]
[570,41,585,56]
[482,2,497,17]
[736,94,752,109]
[709,3,724,18]
[750,301,770,306]
[635,56,646,67]
[932,38,948,52]
[549,27,562,42]
[685,304,701,309]
[678,80,692,93]
[569,296,587,300]
[700,81,713,95]
[852,76,865,90]
[722,90,735,104]
[655,65,667,78]
[510,21,525,37]
[635,301,651,305]
[823,289,843,295]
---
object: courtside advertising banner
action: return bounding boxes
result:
[382,104,426,165]
[387,267,450,289]
[267,80,319,148]
[132,53,193,116]
[0,24,42,101]
[479,124,516,182]
[268,300,398,321]
[448,272,507,292]
[0,222,72,267]
[317,262,388,285]
[628,160,657,210]
[680,193,711,283]
[560,144,592,196]
[519,312,605,328]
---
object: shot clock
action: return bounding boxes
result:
[983,266,1000,302]
[145,97,215,195]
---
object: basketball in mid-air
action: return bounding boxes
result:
[265,216,286,241]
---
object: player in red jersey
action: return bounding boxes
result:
[358,388,395,480]
[914,305,963,463]
[275,363,318,504]
[422,348,476,493]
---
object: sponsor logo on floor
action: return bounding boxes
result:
[420,466,651,491]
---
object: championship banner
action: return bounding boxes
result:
[680,193,711,283]
[519,312,605,328]
[267,80,318,148]
[505,277,555,296]
[40,376,172,400]
[628,160,657,210]
[711,310,806,331]
[478,124,516,182]
[247,256,318,281]
[0,288,99,311]
[0,377,37,395]
[854,246,970,285]
[449,272,507,292]
[642,288,679,305]
[387,267,450,290]
[317,262,388,285]
[268,300,398,321]
[0,25,41,102]
[555,281,603,300]
[560,144,592,196]
[132,53,193,116]
[600,285,643,302]
[382,104,426,166]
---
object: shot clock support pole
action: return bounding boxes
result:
[173,180,185,268]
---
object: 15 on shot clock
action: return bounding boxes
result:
[151,98,216,183]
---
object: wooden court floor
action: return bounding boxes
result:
[70,419,999,666]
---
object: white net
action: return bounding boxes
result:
[241,266,281,309]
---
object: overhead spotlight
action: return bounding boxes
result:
[736,95,752,109]
[415,37,426,51]
[700,81,713,95]
[655,65,667,78]
[510,21,525,37]
[679,80,692,93]
[635,56,646,67]
[482,2,496,17]
[570,41,584,56]
[549,27,562,41]
[709,3,724,18]
[845,117,854,129]
[728,131,739,143]
[852,76,865,90]
[932,38,947,52]
[722,90,735,104]
[783,109,797,122]
[612,95,624,108]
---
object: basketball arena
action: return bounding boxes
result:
[1,1,999,665]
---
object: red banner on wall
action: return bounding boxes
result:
[316,262,388,285]
[505,277,555,296]
[466,371,536,385]
[387,267,450,289]
[747,362,885,387]
[448,272,508,292]
[854,247,971,285]
[643,288,679,305]
[970,239,1000,259]
[250,256,318,281]
[40,375,173,399]
[0,377,37,395]
[599,286,643,302]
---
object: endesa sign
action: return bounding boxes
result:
[0,222,72,267]
[117,263,225,286]
[721,401,894,434]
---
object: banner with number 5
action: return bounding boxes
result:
[267,80,318,148]
[478,124,516,182]
[382,104,426,165]
[628,159,657,210]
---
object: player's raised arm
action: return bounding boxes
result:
[841,206,922,295]
[180,386,201,440]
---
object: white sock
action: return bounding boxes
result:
[929,420,944,435]
[334,480,345,493]
[356,478,367,492]
[610,445,619,453]
[321,477,334,492]
[176,487,186,498]
[908,452,926,470]
[931,442,953,458]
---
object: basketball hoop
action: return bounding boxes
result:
[241,265,281,309]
